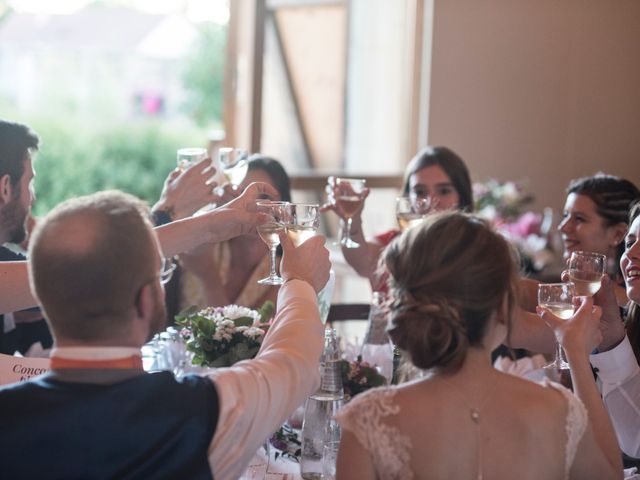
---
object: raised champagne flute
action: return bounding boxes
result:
[333,177,366,248]
[284,203,320,247]
[218,147,249,191]
[538,282,576,370]
[256,201,289,285]
[177,147,207,172]
[568,251,606,296]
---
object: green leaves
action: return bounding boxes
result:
[176,304,268,368]
[258,300,275,322]
[232,316,254,328]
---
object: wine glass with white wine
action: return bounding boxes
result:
[284,203,320,247]
[177,147,207,172]
[218,147,249,191]
[568,251,606,296]
[395,197,424,231]
[332,177,366,248]
[256,201,289,285]
[538,282,576,370]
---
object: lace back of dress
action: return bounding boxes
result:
[336,388,413,480]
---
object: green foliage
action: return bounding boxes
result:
[181,22,226,127]
[175,303,269,368]
[258,300,275,322]
[270,424,302,463]
[24,116,208,216]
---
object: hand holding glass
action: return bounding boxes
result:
[538,282,576,370]
[332,177,366,248]
[569,251,606,296]
[256,201,289,285]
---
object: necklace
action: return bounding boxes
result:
[439,376,498,480]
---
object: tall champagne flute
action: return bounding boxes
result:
[218,147,249,191]
[569,251,606,296]
[538,282,576,370]
[177,147,207,172]
[284,203,320,247]
[256,201,289,285]
[333,177,366,248]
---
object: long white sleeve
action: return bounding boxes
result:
[206,279,323,480]
[590,335,640,458]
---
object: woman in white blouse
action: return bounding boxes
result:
[588,201,640,459]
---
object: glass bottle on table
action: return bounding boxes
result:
[360,292,394,383]
[301,328,344,480]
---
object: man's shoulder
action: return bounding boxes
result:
[0,371,217,399]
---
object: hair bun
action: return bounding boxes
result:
[388,292,468,371]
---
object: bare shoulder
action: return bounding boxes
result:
[502,374,570,416]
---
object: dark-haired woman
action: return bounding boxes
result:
[583,201,640,459]
[559,174,639,305]
[335,213,620,480]
[178,155,291,310]
[511,173,640,351]
[324,146,473,291]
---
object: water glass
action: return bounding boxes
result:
[177,147,207,172]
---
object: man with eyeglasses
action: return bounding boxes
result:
[0,189,331,480]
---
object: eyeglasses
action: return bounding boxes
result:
[160,258,177,285]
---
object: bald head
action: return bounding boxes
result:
[28,191,158,342]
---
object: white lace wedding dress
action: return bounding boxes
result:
[335,380,587,480]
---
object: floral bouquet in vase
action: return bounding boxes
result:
[340,355,387,402]
[175,301,274,368]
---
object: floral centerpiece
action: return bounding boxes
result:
[474,178,555,272]
[175,301,274,368]
[473,178,534,222]
[340,355,387,401]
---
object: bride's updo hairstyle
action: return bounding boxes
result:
[384,212,518,373]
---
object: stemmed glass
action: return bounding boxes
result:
[568,251,606,296]
[395,197,423,231]
[218,147,249,191]
[332,177,366,248]
[284,203,320,247]
[177,147,207,172]
[538,282,576,370]
[256,201,289,285]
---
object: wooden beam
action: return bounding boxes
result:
[290,173,403,191]
[250,0,267,152]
